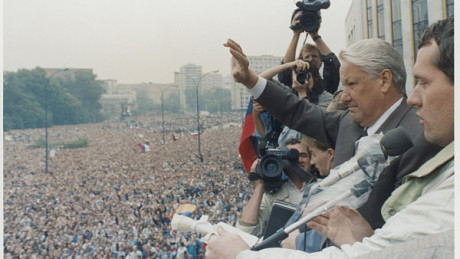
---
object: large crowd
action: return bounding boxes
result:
[3,112,252,258]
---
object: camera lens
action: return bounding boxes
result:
[299,11,320,32]
[260,155,283,178]
[296,71,310,84]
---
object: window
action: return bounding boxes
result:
[377,0,385,39]
[412,0,428,57]
[391,0,403,56]
[367,0,374,38]
[446,0,454,17]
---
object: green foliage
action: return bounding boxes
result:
[30,137,89,149]
[185,87,232,113]
[62,137,89,148]
[134,89,158,115]
[30,137,46,149]
[163,92,181,113]
[3,68,105,131]
[133,90,181,116]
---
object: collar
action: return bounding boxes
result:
[367,97,403,136]
[405,141,454,179]
[285,178,306,191]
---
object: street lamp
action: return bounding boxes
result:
[181,70,219,162]
[161,89,165,144]
[45,68,68,174]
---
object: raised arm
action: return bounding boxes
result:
[309,31,332,56]
[309,22,340,94]
[259,60,309,80]
[253,100,266,138]
[223,39,258,89]
[283,10,305,63]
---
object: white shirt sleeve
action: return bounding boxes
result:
[247,76,267,99]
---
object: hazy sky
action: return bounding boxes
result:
[4,0,352,84]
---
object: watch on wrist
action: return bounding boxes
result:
[313,35,322,41]
[248,172,259,181]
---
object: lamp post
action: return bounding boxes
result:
[45,68,68,174]
[161,89,165,144]
[181,70,219,162]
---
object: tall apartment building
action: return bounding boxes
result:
[174,63,223,111]
[231,55,283,111]
[345,0,454,94]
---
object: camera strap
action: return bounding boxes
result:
[283,160,317,184]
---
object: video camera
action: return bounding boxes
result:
[290,0,330,33]
[254,142,316,194]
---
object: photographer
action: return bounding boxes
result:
[278,7,340,95]
[254,59,332,147]
[236,137,312,237]
[209,17,453,259]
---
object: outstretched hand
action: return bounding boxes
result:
[205,226,250,259]
[224,39,259,89]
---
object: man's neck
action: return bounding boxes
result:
[288,174,305,190]
[367,96,404,135]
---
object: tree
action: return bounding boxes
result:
[3,67,106,131]
[184,87,231,114]
[134,89,158,115]
[3,69,48,130]
[61,70,105,123]
[164,92,181,113]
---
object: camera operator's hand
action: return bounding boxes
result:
[249,160,265,189]
[309,18,322,35]
[290,9,304,34]
[239,160,266,227]
[291,60,310,72]
[291,60,310,98]
[224,39,259,89]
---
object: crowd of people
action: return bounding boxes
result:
[3,113,251,258]
[4,5,454,259]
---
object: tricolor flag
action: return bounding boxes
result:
[239,98,258,173]
[136,143,150,153]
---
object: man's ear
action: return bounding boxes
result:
[380,69,393,93]
[327,148,334,162]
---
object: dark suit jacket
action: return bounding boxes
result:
[257,80,441,228]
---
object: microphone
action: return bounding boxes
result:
[319,127,413,187]
[380,127,413,157]
[251,127,414,251]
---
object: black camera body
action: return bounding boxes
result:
[255,143,300,194]
[291,0,330,33]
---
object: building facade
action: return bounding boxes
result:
[345,0,454,94]
[231,55,283,111]
[174,63,223,111]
